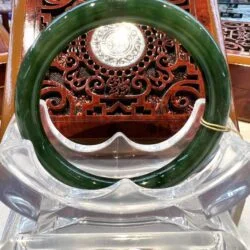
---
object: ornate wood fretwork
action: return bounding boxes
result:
[222,21,250,54]
[37,0,206,143]
[39,0,191,29]
[42,26,204,116]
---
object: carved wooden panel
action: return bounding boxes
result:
[1,0,227,141]
[42,26,204,118]
[39,0,191,31]
[35,0,207,143]
[222,21,250,55]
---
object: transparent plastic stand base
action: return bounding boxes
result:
[0,99,250,249]
[0,209,247,249]
[0,216,247,249]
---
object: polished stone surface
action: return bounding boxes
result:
[90,23,145,67]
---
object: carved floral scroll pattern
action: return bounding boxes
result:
[39,0,205,120]
[39,0,191,30]
[222,21,250,54]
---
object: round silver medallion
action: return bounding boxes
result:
[90,23,145,68]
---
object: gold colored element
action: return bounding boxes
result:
[200,118,243,139]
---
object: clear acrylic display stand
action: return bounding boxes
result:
[0,99,250,249]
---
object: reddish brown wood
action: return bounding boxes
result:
[36,0,209,143]
[0,0,28,139]
[229,64,250,122]
[230,64,250,90]
[0,25,9,122]
[0,65,5,120]
[232,87,250,122]
[0,0,228,143]
[41,27,205,142]
[222,20,250,122]
[0,25,8,57]
[222,21,250,56]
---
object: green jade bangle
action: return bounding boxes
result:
[15,0,231,189]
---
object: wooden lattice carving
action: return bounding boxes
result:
[38,0,206,143]
[39,0,191,29]
[222,21,250,54]
[42,25,203,115]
